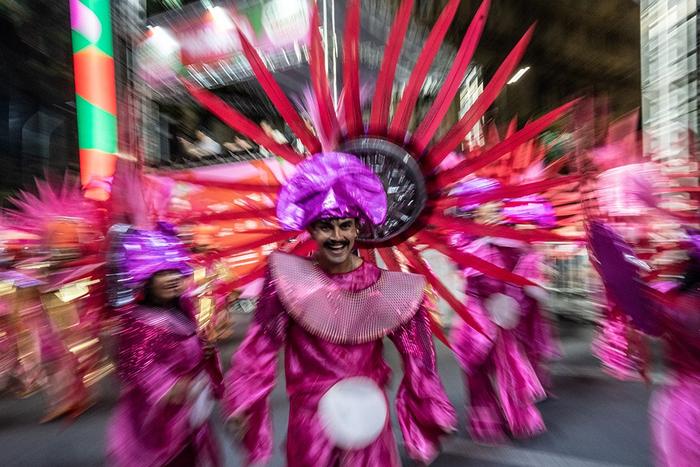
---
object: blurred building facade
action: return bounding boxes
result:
[641,0,699,214]
[641,0,699,164]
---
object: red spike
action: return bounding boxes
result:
[435,100,577,187]
[416,230,533,286]
[369,0,414,134]
[341,0,363,137]
[360,248,377,265]
[236,28,321,154]
[309,4,340,147]
[377,247,402,271]
[396,242,487,337]
[422,25,536,171]
[433,175,579,209]
[388,0,461,142]
[181,79,302,164]
[186,207,278,223]
[412,0,490,153]
[169,174,280,193]
[206,230,296,260]
[428,211,581,243]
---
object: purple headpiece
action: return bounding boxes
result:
[276,152,387,230]
[450,177,502,212]
[118,222,193,288]
[502,196,556,228]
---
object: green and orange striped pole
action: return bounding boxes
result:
[69,0,118,200]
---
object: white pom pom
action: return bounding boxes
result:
[318,377,388,449]
[484,293,521,329]
[523,285,549,303]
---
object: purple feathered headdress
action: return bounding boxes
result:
[276,152,387,230]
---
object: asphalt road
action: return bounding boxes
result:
[0,320,655,466]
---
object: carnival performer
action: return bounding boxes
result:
[450,178,555,444]
[224,152,456,466]
[6,178,108,421]
[106,221,223,467]
[649,239,700,467]
[589,222,700,467]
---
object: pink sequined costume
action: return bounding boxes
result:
[451,239,548,443]
[107,299,223,467]
[106,222,224,466]
[225,251,456,466]
[650,289,700,467]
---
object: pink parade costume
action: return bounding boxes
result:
[106,223,223,467]
[225,153,456,466]
[451,240,546,443]
[449,180,555,443]
[650,290,700,467]
[588,222,700,466]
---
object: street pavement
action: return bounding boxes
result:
[0,320,654,466]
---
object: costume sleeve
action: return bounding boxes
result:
[115,317,183,408]
[389,300,456,463]
[223,269,288,465]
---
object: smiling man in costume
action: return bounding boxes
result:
[224,152,456,466]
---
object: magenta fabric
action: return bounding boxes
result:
[449,177,501,212]
[592,306,646,381]
[451,241,550,443]
[224,261,455,466]
[502,196,556,228]
[650,290,700,467]
[107,299,223,467]
[276,152,387,230]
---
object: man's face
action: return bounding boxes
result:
[309,218,359,266]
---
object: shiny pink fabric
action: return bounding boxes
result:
[107,300,222,467]
[224,261,456,466]
[451,241,548,443]
[592,306,646,381]
[650,290,700,467]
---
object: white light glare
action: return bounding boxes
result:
[507,66,530,85]
[210,6,235,30]
[148,25,179,55]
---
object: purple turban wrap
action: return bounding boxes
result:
[118,222,193,288]
[276,152,387,230]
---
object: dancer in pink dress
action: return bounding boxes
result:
[107,222,223,467]
[224,153,456,466]
[450,179,556,443]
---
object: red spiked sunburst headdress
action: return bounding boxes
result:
[156,0,583,339]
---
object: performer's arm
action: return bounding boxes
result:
[389,299,457,463]
[223,269,288,465]
[115,316,192,411]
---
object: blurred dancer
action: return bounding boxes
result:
[225,153,456,466]
[649,247,700,467]
[450,180,554,443]
[590,223,700,467]
[107,222,223,467]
